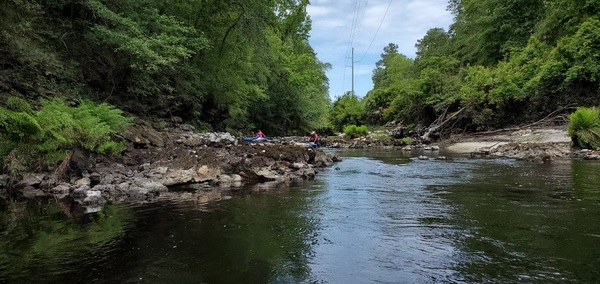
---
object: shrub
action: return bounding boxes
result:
[343,124,368,138]
[568,107,600,149]
[0,97,133,173]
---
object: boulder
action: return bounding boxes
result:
[72,185,90,199]
[133,179,168,193]
[21,186,47,198]
[74,177,91,187]
[50,183,71,195]
[15,173,46,188]
[83,190,106,205]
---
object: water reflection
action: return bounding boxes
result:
[1,151,600,283]
[0,187,322,283]
[439,159,600,283]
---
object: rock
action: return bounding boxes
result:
[217,174,233,185]
[179,124,195,132]
[418,155,429,160]
[70,148,96,175]
[161,165,221,186]
[91,184,115,196]
[0,175,7,189]
[72,185,90,199]
[255,169,279,181]
[15,173,45,188]
[50,183,71,195]
[89,172,101,186]
[122,122,165,148]
[133,179,168,193]
[21,186,47,198]
[143,127,165,147]
[74,177,91,187]
[127,186,151,200]
[83,190,106,205]
[291,162,305,170]
[196,165,221,182]
[231,174,243,182]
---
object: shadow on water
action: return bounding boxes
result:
[1,149,600,283]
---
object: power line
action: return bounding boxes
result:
[353,0,392,91]
[346,0,361,58]
[342,0,362,97]
[359,0,392,63]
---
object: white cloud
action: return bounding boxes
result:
[308,0,453,99]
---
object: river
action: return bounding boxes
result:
[1,149,599,283]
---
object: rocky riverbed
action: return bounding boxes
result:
[0,119,341,212]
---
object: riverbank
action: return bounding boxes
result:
[322,124,600,162]
[442,125,574,161]
[0,119,341,212]
[440,125,600,161]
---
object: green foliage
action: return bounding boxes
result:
[0,0,330,136]
[0,97,132,171]
[449,0,544,66]
[329,93,365,131]
[343,124,368,138]
[568,107,600,149]
[363,0,600,135]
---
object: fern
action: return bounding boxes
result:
[0,96,133,171]
[569,107,600,149]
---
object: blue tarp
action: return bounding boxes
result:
[243,137,269,142]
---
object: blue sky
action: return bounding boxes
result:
[306,0,454,100]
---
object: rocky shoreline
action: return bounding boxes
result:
[441,126,600,161]
[0,120,341,212]
[322,125,600,162]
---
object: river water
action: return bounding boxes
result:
[1,149,600,283]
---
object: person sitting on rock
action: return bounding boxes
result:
[254,129,266,141]
[308,131,319,146]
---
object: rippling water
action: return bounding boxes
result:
[1,149,600,283]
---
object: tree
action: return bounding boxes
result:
[449,0,544,66]
[329,92,365,131]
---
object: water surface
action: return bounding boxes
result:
[1,149,599,283]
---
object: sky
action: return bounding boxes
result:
[306,0,454,100]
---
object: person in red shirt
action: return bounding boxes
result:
[309,131,319,146]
